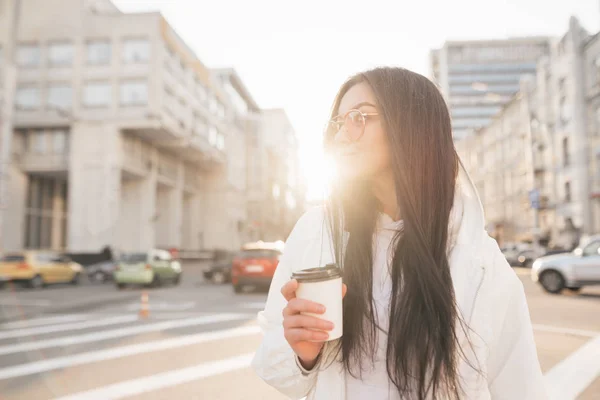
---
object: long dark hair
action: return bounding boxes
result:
[325,67,462,399]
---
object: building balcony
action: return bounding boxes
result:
[14,151,69,175]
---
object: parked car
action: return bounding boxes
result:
[0,252,83,289]
[203,252,236,284]
[86,260,117,283]
[114,249,182,289]
[501,243,532,266]
[232,242,284,293]
[532,235,600,294]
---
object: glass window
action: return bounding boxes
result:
[17,44,40,67]
[451,118,491,129]
[196,79,207,102]
[565,181,571,202]
[448,63,537,74]
[47,84,72,110]
[30,130,46,153]
[83,82,112,107]
[583,241,600,256]
[52,130,67,153]
[450,84,520,95]
[563,137,570,167]
[16,86,41,110]
[452,106,501,118]
[48,42,74,66]
[217,133,225,150]
[122,38,150,63]
[120,81,148,106]
[87,40,111,65]
[208,126,218,146]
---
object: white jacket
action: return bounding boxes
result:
[252,162,547,400]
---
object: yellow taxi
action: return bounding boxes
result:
[0,252,83,289]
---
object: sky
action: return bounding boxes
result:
[114,0,600,200]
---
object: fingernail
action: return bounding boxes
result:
[319,305,326,313]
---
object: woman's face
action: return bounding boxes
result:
[332,82,391,181]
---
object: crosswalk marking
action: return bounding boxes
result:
[0,315,138,340]
[0,315,88,330]
[0,313,253,356]
[53,353,255,400]
[545,335,600,400]
[0,325,261,380]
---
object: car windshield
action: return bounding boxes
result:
[120,253,147,263]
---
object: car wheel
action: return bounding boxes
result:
[71,273,81,285]
[29,275,44,289]
[149,274,161,288]
[540,270,566,294]
[212,271,226,284]
[233,284,243,294]
[116,283,126,290]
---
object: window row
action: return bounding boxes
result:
[15,81,148,110]
[13,38,150,68]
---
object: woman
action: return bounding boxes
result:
[252,67,546,399]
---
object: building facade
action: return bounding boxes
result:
[431,37,550,140]
[246,109,304,242]
[457,17,597,248]
[0,0,290,254]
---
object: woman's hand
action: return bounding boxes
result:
[281,279,347,370]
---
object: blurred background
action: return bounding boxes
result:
[0,0,599,399]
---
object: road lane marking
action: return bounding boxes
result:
[0,325,260,380]
[53,353,255,400]
[532,324,600,338]
[0,315,88,330]
[0,315,138,340]
[125,301,196,311]
[0,313,254,356]
[0,299,51,307]
[545,335,600,400]
[239,302,266,309]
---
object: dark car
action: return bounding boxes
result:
[203,252,236,284]
[86,260,117,283]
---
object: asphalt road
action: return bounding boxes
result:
[0,264,597,399]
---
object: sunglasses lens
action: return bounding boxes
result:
[345,110,365,140]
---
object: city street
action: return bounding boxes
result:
[0,264,597,399]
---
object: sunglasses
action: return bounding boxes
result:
[327,109,380,141]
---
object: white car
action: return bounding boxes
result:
[532,235,600,294]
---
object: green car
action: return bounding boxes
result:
[114,249,182,289]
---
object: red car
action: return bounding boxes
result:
[231,242,283,293]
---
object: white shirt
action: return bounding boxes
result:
[345,214,404,400]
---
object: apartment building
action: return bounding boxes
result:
[457,17,596,248]
[0,0,273,253]
[431,37,550,140]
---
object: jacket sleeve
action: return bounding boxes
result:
[251,208,330,399]
[486,246,548,400]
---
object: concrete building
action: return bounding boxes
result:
[457,17,597,248]
[246,109,304,242]
[0,0,264,253]
[431,37,550,140]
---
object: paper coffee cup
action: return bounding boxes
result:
[292,264,343,341]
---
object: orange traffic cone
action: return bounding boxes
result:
[139,291,149,319]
